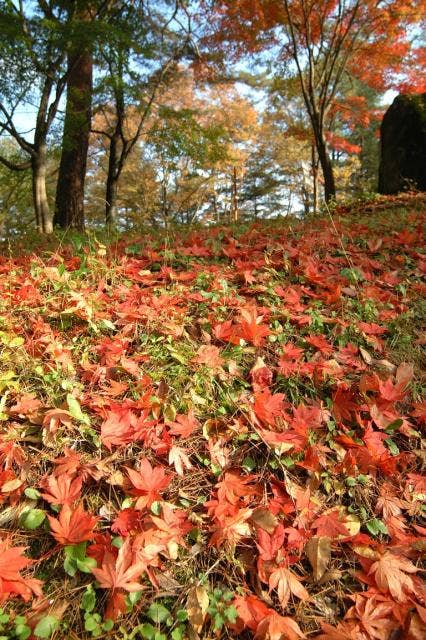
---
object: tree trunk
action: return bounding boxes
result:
[105,133,120,226]
[231,165,238,222]
[32,143,53,234]
[316,138,336,203]
[54,46,93,229]
[311,144,319,214]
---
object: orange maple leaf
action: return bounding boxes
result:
[369,550,418,601]
[255,611,306,639]
[47,504,98,545]
[126,458,170,510]
[91,538,145,592]
[268,565,309,609]
[40,472,82,505]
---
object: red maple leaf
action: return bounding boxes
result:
[47,504,98,545]
[101,408,139,449]
[253,389,286,425]
[167,410,199,437]
[311,510,351,538]
[40,472,82,506]
[126,458,170,510]
[256,524,285,562]
[236,307,271,346]
[369,550,418,601]
[0,541,43,602]
[111,509,144,536]
[216,471,258,505]
[91,538,146,592]
[255,612,306,640]
[233,594,271,632]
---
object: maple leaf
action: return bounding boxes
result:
[0,543,31,581]
[126,458,170,510]
[168,445,193,476]
[253,389,286,425]
[256,524,285,562]
[350,594,397,640]
[216,471,258,505]
[233,594,271,632]
[101,408,139,449]
[91,538,145,592]
[150,504,191,559]
[254,612,306,640]
[316,621,360,640]
[237,307,271,346]
[0,541,43,602]
[47,504,98,545]
[311,510,351,538]
[193,344,225,369]
[209,506,253,548]
[268,565,309,609]
[40,472,82,506]
[369,550,418,601]
[168,410,199,437]
[111,508,143,536]
[250,356,273,390]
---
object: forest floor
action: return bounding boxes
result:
[0,194,424,640]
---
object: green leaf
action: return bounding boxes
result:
[65,542,87,560]
[366,518,388,536]
[19,508,46,530]
[126,590,143,608]
[34,615,59,638]
[63,554,77,577]
[76,556,97,573]
[24,487,41,500]
[225,605,238,623]
[15,624,31,640]
[147,603,170,624]
[67,394,90,425]
[242,456,256,471]
[84,614,99,632]
[81,586,96,613]
[139,623,155,639]
[384,418,403,434]
[171,627,185,640]
[385,438,399,455]
[102,619,114,632]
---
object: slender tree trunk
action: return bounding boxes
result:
[311,144,319,214]
[105,132,120,226]
[32,143,53,234]
[316,138,336,203]
[54,46,93,229]
[231,165,238,222]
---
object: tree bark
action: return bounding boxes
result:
[54,46,93,229]
[32,143,52,233]
[105,132,120,226]
[316,138,336,203]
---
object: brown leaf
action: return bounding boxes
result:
[251,508,278,533]
[305,536,331,581]
[186,585,209,634]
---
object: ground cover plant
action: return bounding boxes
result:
[0,200,424,639]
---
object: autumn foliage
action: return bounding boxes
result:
[0,200,424,638]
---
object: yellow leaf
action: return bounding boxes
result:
[187,585,209,634]
[305,536,331,581]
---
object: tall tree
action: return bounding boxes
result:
[93,0,189,227]
[54,1,94,229]
[0,1,70,233]
[208,0,426,202]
